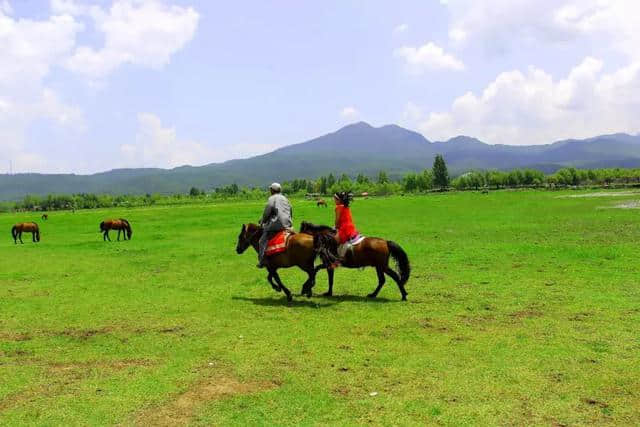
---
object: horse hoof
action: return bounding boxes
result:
[322,292,332,297]
[305,291,312,298]
[367,293,377,299]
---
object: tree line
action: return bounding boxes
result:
[5,155,640,213]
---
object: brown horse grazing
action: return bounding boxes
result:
[100,218,132,241]
[236,223,318,302]
[317,199,327,207]
[12,222,40,244]
[300,221,411,300]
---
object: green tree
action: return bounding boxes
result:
[377,171,389,184]
[327,173,336,188]
[432,154,449,190]
[189,187,201,196]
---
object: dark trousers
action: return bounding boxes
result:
[258,230,280,264]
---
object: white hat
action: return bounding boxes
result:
[270,182,282,192]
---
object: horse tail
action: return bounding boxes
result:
[387,241,410,285]
[11,225,17,239]
[99,221,105,232]
[34,224,40,242]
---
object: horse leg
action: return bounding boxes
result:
[385,268,408,301]
[272,271,292,302]
[266,268,281,292]
[19,231,24,244]
[300,265,316,298]
[368,266,386,299]
[323,268,335,297]
[32,232,35,242]
[117,229,121,241]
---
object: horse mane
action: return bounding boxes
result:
[300,221,334,234]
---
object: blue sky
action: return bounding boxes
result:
[1,0,639,173]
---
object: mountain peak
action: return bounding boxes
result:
[337,121,374,132]
[444,135,486,145]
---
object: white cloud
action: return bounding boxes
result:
[122,112,212,168]
[340,106,360,120]
[0,8,84,172]
[65,0,200,78]
[395,42,464,73]
[0,1,199,172]
[393,23,408,34]
[444,0,640,59]
[407,57,640,144]
[1,0,12,14]
[123,113,279,168]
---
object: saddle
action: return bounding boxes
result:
[337,234,365,258]
[265,229,295,256]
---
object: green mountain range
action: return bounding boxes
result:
[2,122,639,200]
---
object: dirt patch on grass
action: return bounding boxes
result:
[557,191,638,198]
[133,374,278,426]
[607,201,640,209]
[0,332,32,341]
[57,327,114,340]
[581,397,609,408]
[509,309,543,319]
[0,358,154,412]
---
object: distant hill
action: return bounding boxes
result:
[1,122,639,200]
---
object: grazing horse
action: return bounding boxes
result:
[236,223,318,302]
[41,214,48,220]
[300,221,411,300]
[12,222,40,244]
[317,199,328,207]
[100,218,132,241]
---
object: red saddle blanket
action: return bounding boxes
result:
[265,230,293,256]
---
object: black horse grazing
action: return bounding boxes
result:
[100,218,132,241]
[300,221,411,300]
[12,222,40,244]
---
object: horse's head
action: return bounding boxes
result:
[236,223,261,254]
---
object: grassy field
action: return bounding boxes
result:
[1,191,639,425]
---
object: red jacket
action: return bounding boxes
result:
[335,205,358,244]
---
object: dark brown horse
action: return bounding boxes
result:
[300,221,411,300]
[12,222,40,244]
[41,214,48,220]
[236,223,318,302]
[100,218,132,241]
[317,199,328,207]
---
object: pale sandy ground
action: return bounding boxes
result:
[557,191,640,198]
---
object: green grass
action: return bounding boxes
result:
[1,191,639,425]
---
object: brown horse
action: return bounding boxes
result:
[12,222,40,244]
[100,218,132,241]
[236,223,318,302]
[300,221,411,300]
[317,199,328,207]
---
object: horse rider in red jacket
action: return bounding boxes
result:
[334,191,359,245]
